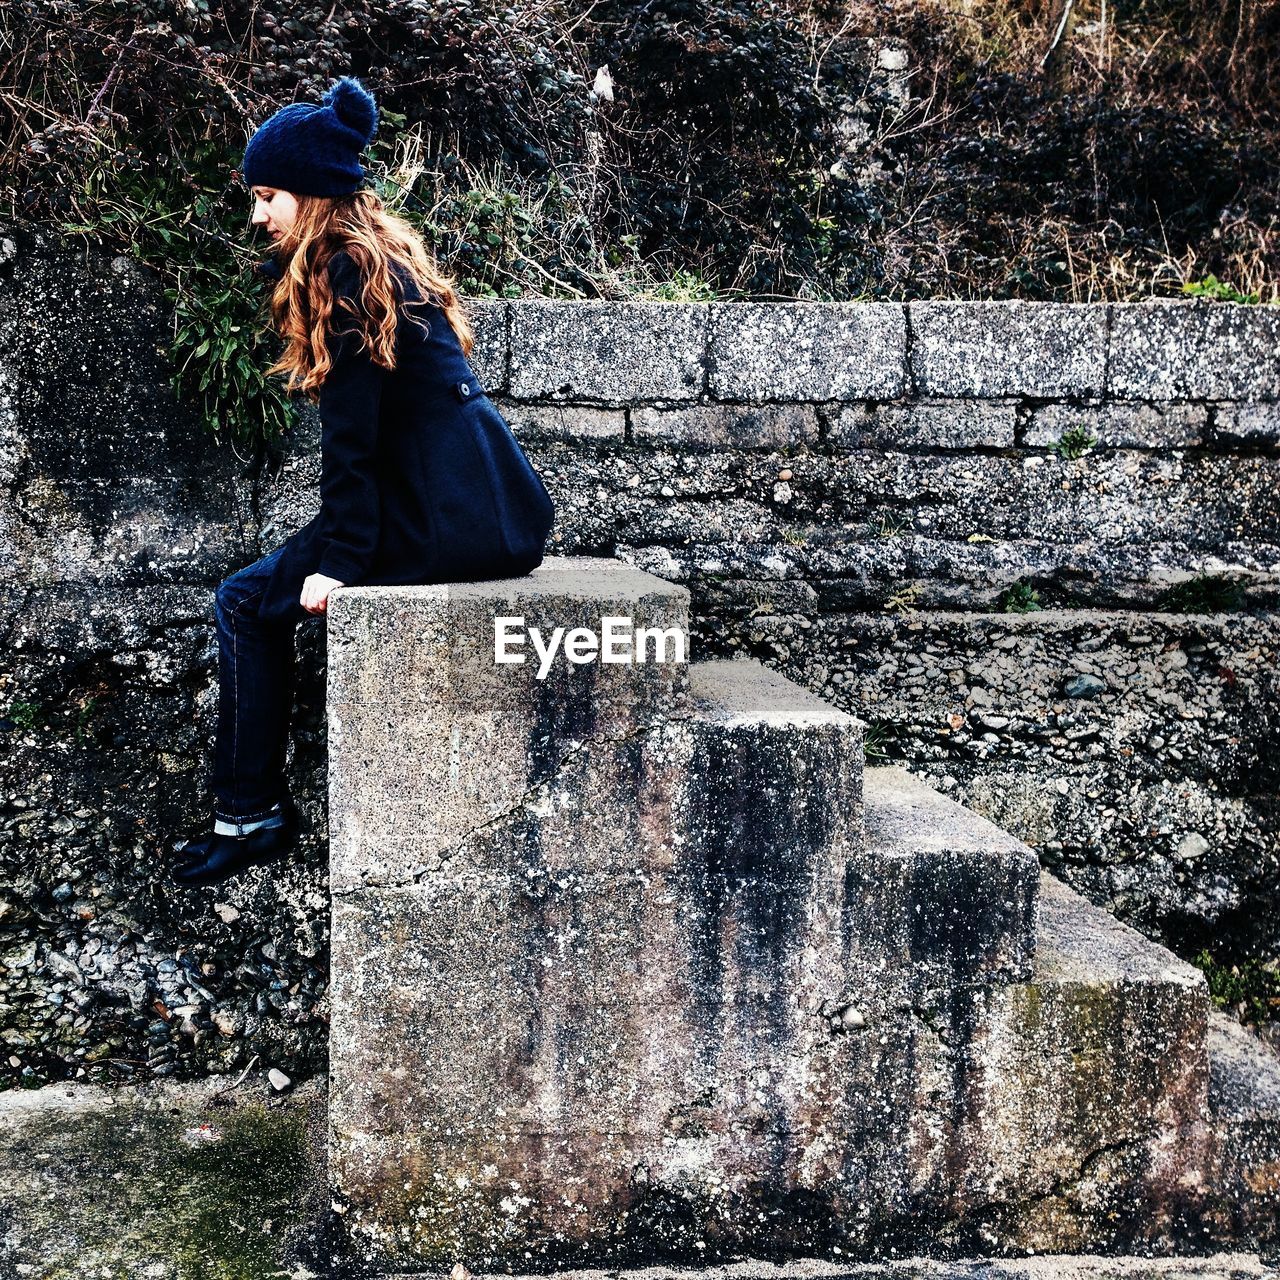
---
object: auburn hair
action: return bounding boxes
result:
[258,188,475,403]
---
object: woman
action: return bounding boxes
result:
[171,76,555,888]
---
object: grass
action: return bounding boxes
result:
[876,511,911,539]
[861,720,895,760]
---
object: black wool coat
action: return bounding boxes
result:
[253,248,555,624]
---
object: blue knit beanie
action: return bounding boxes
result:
[242,76,379,197]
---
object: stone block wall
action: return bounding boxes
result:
[0,222,1276,1093]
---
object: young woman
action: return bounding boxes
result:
[171,76,555,888]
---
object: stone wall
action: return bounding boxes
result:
[0,222,1276,1093]
[494,298,1280,967]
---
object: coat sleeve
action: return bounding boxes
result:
[314,253,387,585]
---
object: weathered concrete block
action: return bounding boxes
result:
[327,627,1239,1259]
[1213,402,1280,447]
[509,301,705,402]
[1109,302,1280,401]
[331,874,847,1136]
[0,226,256,588]
[500,401,627,442]
[15,477,251,586]
[328,629,1280,1268]
[464,297,508,393]
[831,398,1019,449]
[909,302,1107,397]
[330,651,868,1269]
[776,869,1214,1258]
[330,865,1226,1266]
[327,556,692,890]
[633,402,820,451]
[972,872,1211,1242]
[858,767,1039,984]
[459,657,861,881]
[333,668,1245,1266]
[1204,1007,1280,1245]
[709,303,907,401]
[1025,401,1207,449]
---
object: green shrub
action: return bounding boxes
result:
[1194,948,1280,1024]
[1182,274,1261,304]
[3,700,43,731]
[999,582,1042,613]
[1052,425,1099,459]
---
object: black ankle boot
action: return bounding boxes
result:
[171,800,300,888]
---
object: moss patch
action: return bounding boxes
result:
[0,1092,319,1279]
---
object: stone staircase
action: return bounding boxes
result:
[326,556,1280,1275]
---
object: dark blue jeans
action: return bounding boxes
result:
[211,544,313,823]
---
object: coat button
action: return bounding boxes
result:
[458,381,471,398]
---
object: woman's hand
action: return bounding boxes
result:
[301,572,345,615]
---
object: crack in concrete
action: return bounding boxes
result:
[335,696,696,895]
[1016,1135,1142,1214]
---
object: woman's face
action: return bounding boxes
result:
[250,186,299,243]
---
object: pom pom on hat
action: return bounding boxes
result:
[242,75,380,198]
[323,76,378,145]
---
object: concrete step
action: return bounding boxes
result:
[329,766,1204,1268]
[939,873,1280,1254]
[1202,1006,1280,1246]
[327,555,692,890]
[330,655,869,1266]
[859,766,1040,987]
[954,869,1213,1255]
[711,863,1213,1261]
[324,580,1278,1271]
[333,647,865,904]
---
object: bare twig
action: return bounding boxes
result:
[208,1052,261,1104]
[1040,0,1077,70]
[807,3,861,95]
[84,34,136,123]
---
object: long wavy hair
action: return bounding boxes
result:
[260,189,475,403]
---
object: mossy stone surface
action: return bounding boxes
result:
[0,1075,330,1279]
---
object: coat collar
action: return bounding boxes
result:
[256,253,284,281]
